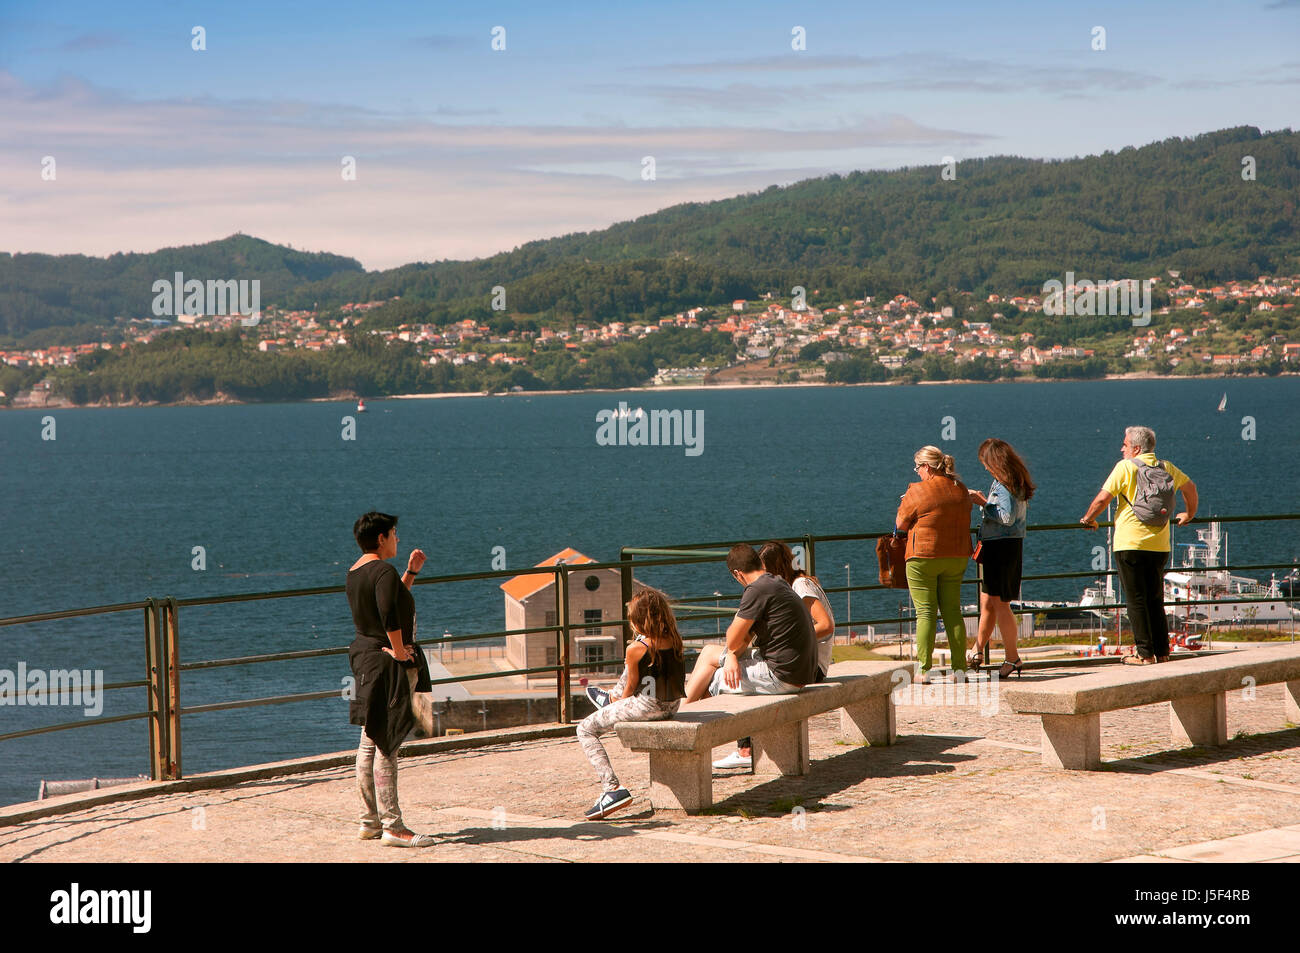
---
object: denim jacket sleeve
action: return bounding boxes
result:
[982,481,1014,525]
[979,480,1026,540]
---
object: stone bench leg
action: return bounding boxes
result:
[1040,713,1101,770]
[647,750,711,814]
[1170,692,1228,747]
[1285,680,1300,724]
[752,720,810,777]
[840,696,896,746]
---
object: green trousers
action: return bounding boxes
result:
[906,557,969,673]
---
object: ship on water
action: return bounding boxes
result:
[1077,521,1299,626]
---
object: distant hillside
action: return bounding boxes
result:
[0,235,363,339]
[3,126,1297,339]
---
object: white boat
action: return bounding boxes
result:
[1164,522,1296,624]
[1073,519,1296,625]
[357,398,367,413]
[1217,393,1227,412]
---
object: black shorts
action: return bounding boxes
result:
[979,537,1023,601]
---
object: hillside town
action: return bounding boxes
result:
[4,272,1298,387]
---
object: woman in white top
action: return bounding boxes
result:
[714,540,836,771]
[759,541,836,679]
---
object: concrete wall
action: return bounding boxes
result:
[424,695,598,736]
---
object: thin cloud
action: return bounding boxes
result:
[409,34,474,50]
[633,52,1164,97]
[582,81,818,112]
[0,70,992,168]
[0,70,994,269]
[53,32,128,53]
[633,54,893,73]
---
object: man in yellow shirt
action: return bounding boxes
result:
[1079,425,1198,664]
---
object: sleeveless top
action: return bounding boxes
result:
[633,635,686,703]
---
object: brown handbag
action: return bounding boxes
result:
[876,532,910,589]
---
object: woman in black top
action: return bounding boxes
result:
[346,511,435,848]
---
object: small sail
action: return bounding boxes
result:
[1217,393,1226,412]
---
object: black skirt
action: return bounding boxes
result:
[979,538,1023,601]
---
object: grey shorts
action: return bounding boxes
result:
[708,655,802,697]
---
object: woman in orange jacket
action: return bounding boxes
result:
[896,446,974,683]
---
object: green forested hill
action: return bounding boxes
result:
[0,235,363,339]
[3,126,1297,339]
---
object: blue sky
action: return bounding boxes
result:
[2,0,1297,268]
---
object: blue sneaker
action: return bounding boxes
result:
[584,788,633,820]
[586,685,613,709]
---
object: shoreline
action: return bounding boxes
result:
[4,370,1297,410]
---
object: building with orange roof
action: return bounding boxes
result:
[500,548,646,683]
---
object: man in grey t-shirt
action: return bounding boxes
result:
[685,544,818,702]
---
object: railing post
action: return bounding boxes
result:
[165,597,182,780]
[975,545,987,667]
[558,566,572,724]
[144,598,168,782]
[619,548,633,656]
[554,569,564,721]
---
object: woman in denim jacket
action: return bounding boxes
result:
[967,439,1034,678]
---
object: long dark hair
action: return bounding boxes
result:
[627,587,683,666]
[978,438,1035,500]
[758,541,821,588]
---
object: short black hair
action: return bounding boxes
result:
[353,511,398,553]
[726,543,761,574]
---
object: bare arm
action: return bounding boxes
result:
[719,615,756,691]
[402,548,427,591]
[617,641,648,700]
[725,615,755,653]
[1080,489,1114,528]
[384,629,411,662]
[804,596,833,639]
[1175,480,1198,526]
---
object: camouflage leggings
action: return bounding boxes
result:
[576,673,679,792]
[357,727,403,831]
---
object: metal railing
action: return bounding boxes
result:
[2,514,1296,784]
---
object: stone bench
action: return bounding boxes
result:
[1004,643,1300,770]
[614,660,912,813]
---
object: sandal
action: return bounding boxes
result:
[997,658,1023,679]
[1122,654,1157,666]
[966,650,983,673]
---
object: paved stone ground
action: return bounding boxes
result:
[3,670,1298,863]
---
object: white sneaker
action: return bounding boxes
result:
[713,750,752,770]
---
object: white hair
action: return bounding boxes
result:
[1125,425,1156,453]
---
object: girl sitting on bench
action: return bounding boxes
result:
[576,587,686,819]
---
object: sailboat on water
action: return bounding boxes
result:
[1217,393,1227,412]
